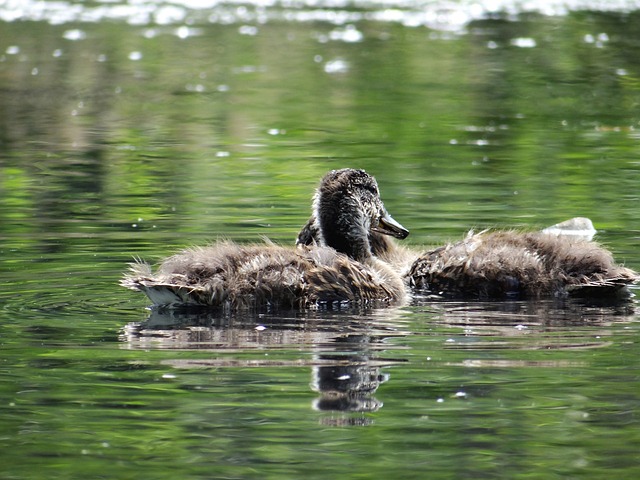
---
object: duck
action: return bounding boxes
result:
[121,168,410,309]
[296,175,637,300]
[407,228,637,299]
[297,214,417,272]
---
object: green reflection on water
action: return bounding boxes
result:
[1,9,640,480]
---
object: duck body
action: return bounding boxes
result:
[122,169,410,309]
[123,242,406,309]
[407,230,637,299]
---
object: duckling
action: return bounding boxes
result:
[297,187,636,299]
[297,215,417,273]
[121,168,410,309]
[407,229,637,299]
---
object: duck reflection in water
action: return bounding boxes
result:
[311,333,392,416]
[122,169,409,309]
[121,307,407,424]
[120,299,636,424]
[312,361,388,416]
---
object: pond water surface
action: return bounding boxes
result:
[2,1,640,479]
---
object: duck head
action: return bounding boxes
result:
[312,168,409,261]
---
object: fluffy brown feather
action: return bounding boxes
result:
[407,230,637,299]
[121,241,406,309]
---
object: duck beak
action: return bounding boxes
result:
[374,211,410,239]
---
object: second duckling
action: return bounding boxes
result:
[407,228,637,299]
[297,178,637,299]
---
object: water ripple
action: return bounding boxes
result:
[3,0,640,30]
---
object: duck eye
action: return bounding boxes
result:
[362,183,378,196]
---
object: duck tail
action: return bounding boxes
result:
[566,266,638,297]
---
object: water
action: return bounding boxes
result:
[2,1,640,478]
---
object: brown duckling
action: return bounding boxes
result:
[121,168,410,309]
[407,228,637,299]
[296,179,636,299]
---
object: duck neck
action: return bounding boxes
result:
[314,194,373,263]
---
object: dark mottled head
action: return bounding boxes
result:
[308,168,409,261]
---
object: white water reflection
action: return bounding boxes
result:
[3,0,640,29]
